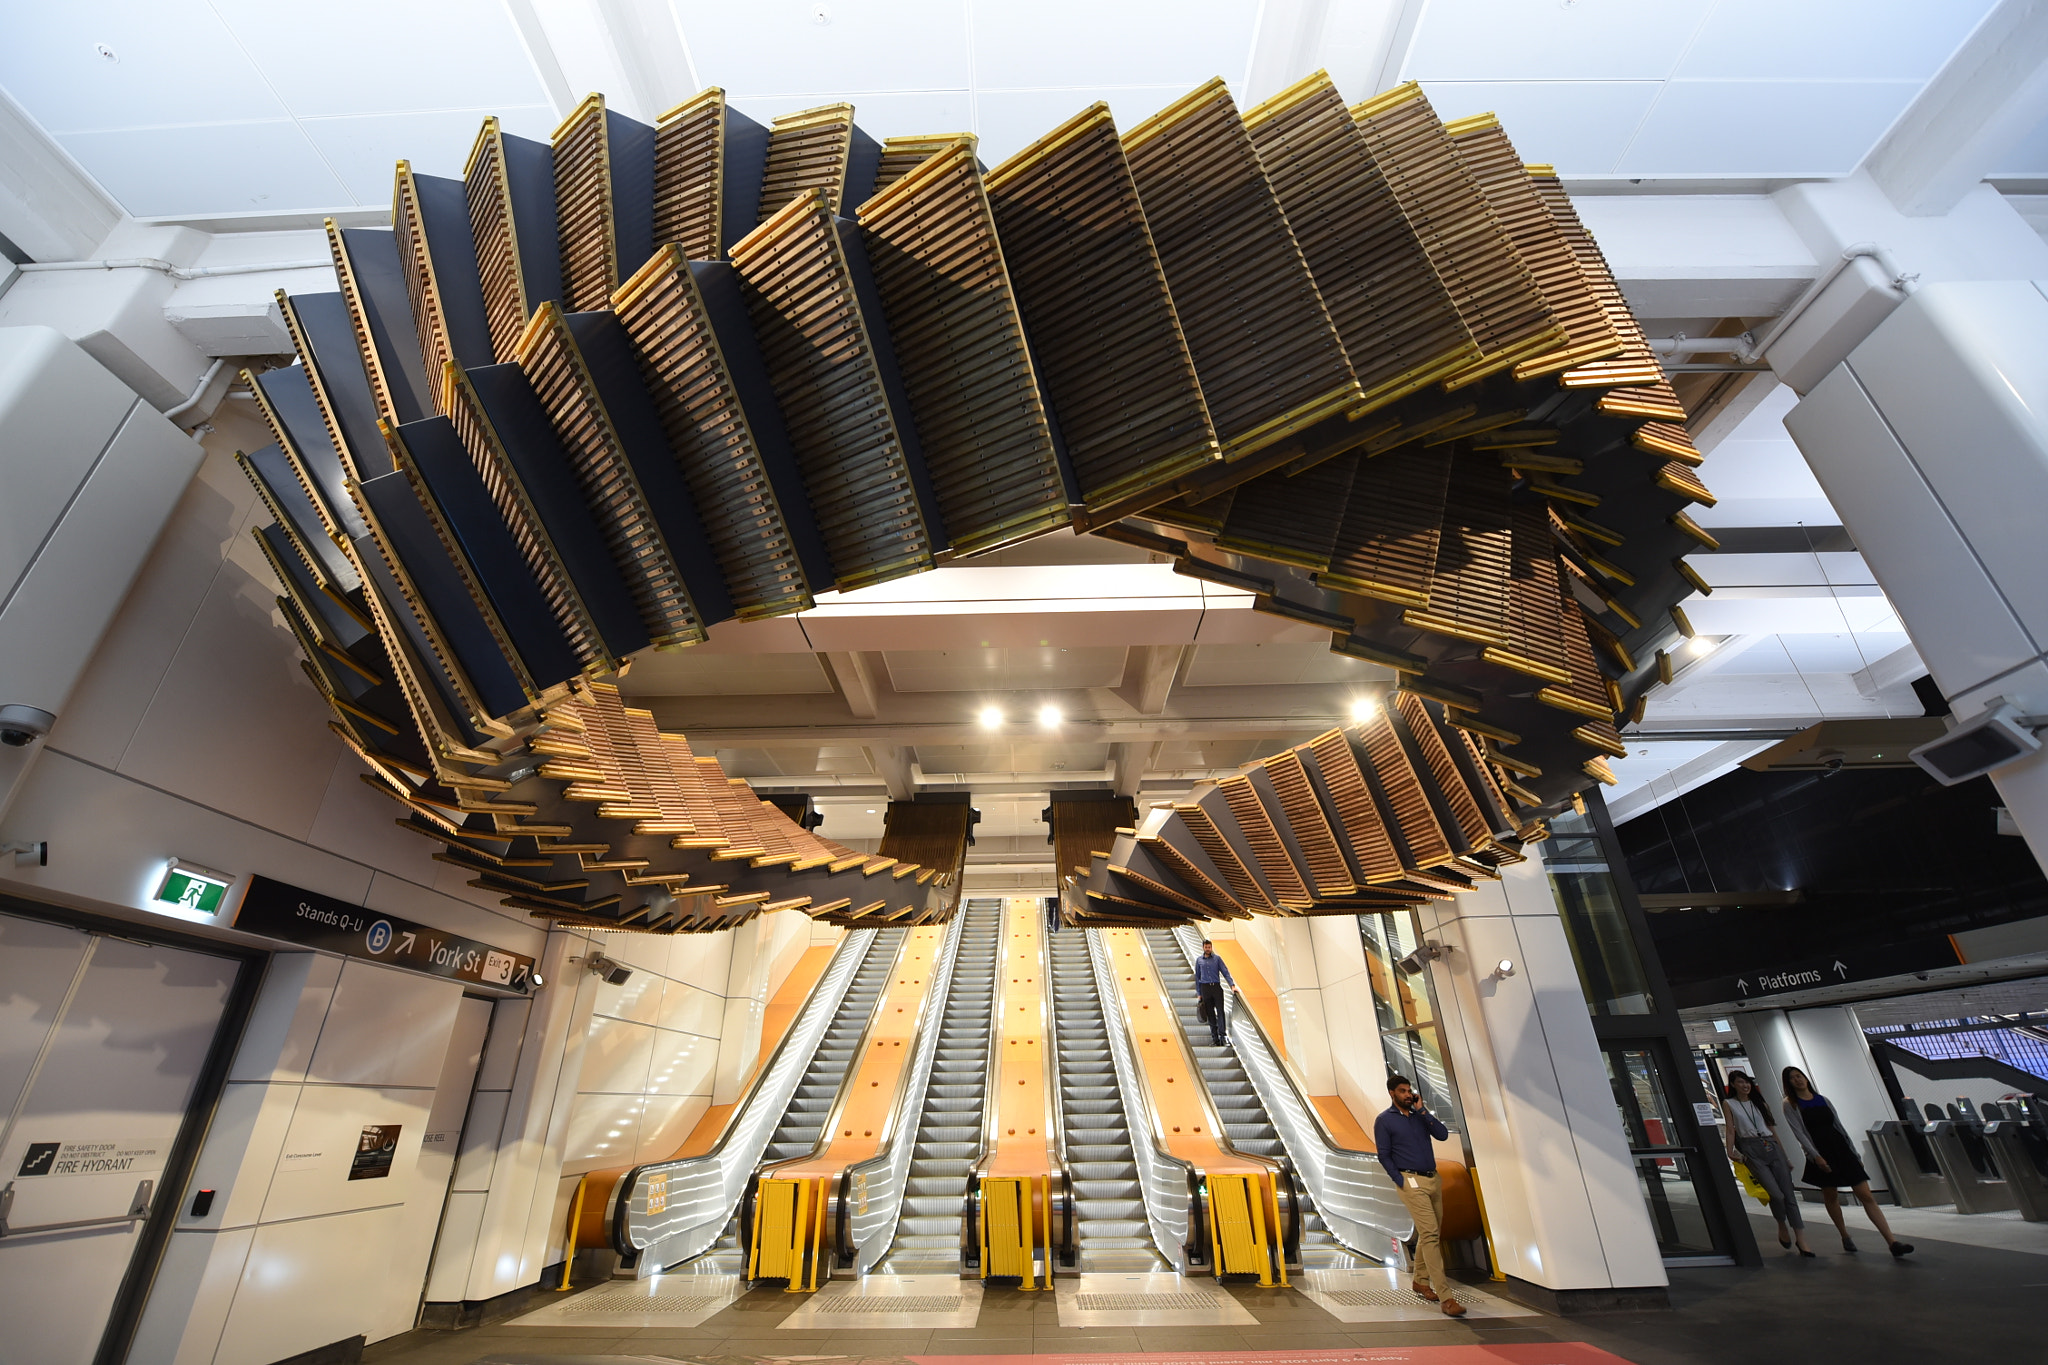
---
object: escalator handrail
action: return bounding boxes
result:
[840,902,974,1271]
[611,926,880,1269]
[1044,906,1077,1270]
[1130,929,1290,1178]
[1082,925,1199,1271]
[1164,923,1413,1256]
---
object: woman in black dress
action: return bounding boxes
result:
[1781,1066,1915,1257]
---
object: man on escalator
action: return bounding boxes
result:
[1193,939,1234,1047]
[1375,1075,1463,1318]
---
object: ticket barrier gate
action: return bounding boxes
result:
[1981,1116,2048,1222]
[1866,1120,1952,1208]
[1922,1119,2017,1214]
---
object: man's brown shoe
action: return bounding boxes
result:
[1412,1281,1438,1301]
[1441,1298,1467,1318]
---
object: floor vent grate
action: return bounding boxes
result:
[808,1295,963,1313]
[1321,1288,1441,1308]
[1073,1292,1221,1311]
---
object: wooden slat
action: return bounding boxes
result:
[513,302,705,648]
[1123,79,1362,461]
[1348,85,1558,385]
[985,103,1220,514]
[856,142,1068,555]
[757,103,854,221]
[611,245,813,618]
[728,189,934,590]
[1244,73,1479,415]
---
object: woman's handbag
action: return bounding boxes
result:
[1730,1159,1771,1205]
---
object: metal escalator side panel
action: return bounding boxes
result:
[1161,923,1413,1256]
[876,897,1004,1273]
[615,926,880,1274]
[1079,926,1195,1270]
[840,898,973,1270]
[766,924,934,1179]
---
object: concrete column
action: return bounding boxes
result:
[1419,859,1666,1295]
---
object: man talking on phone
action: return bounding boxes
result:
[1374,1074,1461,1317]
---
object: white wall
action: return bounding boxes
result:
[128,953,474,1364]
[0,366,775,1346]
[1420,857,1666,1292]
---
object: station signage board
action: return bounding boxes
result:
[232,875,536,992]
[1671,934,1959,1009]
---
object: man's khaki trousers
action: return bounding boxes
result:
[1396,1171,1446,1298]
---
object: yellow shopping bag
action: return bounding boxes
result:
[1730,1160,1771,1206]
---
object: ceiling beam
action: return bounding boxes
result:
[1114,644,1185,715]
[867,745,915,802]
[1865,0,2048,216]
[821,651,880,718]
[0,87,119,260]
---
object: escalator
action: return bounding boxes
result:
[627,925,910,1273]
[1141,927,1358,1268]
[880,899,1002,1271]
[1050,929,1170,1271]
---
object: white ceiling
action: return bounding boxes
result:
[3,0,2037,223]
[1408,0,2004,178]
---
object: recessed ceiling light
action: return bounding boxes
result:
[978,705,1003,728]
[1686,636,1717,656]
[1038,704,1062,727]
[1349,697,1378,723]
[866,808,876,814]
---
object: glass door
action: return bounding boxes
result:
[1603,1041,1724,1261]
[1358,912,1463,1131]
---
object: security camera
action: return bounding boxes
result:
[1910,698,2044,786]
[584,952,632,987]
[0,705,54,748]
[1397,941,1443,976]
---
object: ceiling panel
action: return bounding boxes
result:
[616,650,832,696]
[883,645,1127,692]
[57,121,352,219]
[1674,0,1996,81]
[1618,79,1921,177]
[1181,642,1381,688]
[302,107,557,205]
[676,0,972,97]
[1,2,289,132]
[969,0,1259,92]
[1416,80,1660,175]
[1404,0,1709,83]
[210,0,550,118]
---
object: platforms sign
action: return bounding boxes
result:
[233,875,536,991]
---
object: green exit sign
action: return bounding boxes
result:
[156,864,230,914]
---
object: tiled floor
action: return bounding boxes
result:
[364,1213,2048,1365]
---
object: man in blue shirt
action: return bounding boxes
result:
[1373,1074,1461,1317]
[1192,939,1234,1046]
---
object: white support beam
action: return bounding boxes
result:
[0,87,119,262]
[868,745,915,802]
[1570,195,1817,322]
[1114,643,1185,715]
[821,651,880,719]
[1865,0,2048,216]
[1109,740,1160,798]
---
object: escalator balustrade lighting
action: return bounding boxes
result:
[240,71,1718,933]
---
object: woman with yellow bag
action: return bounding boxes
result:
[1723,1070,1815,1256]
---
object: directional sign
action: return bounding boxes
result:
[1672,935,1959,1009]
[233,875,536,992]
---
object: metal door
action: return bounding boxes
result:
[0,910,241,1364]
